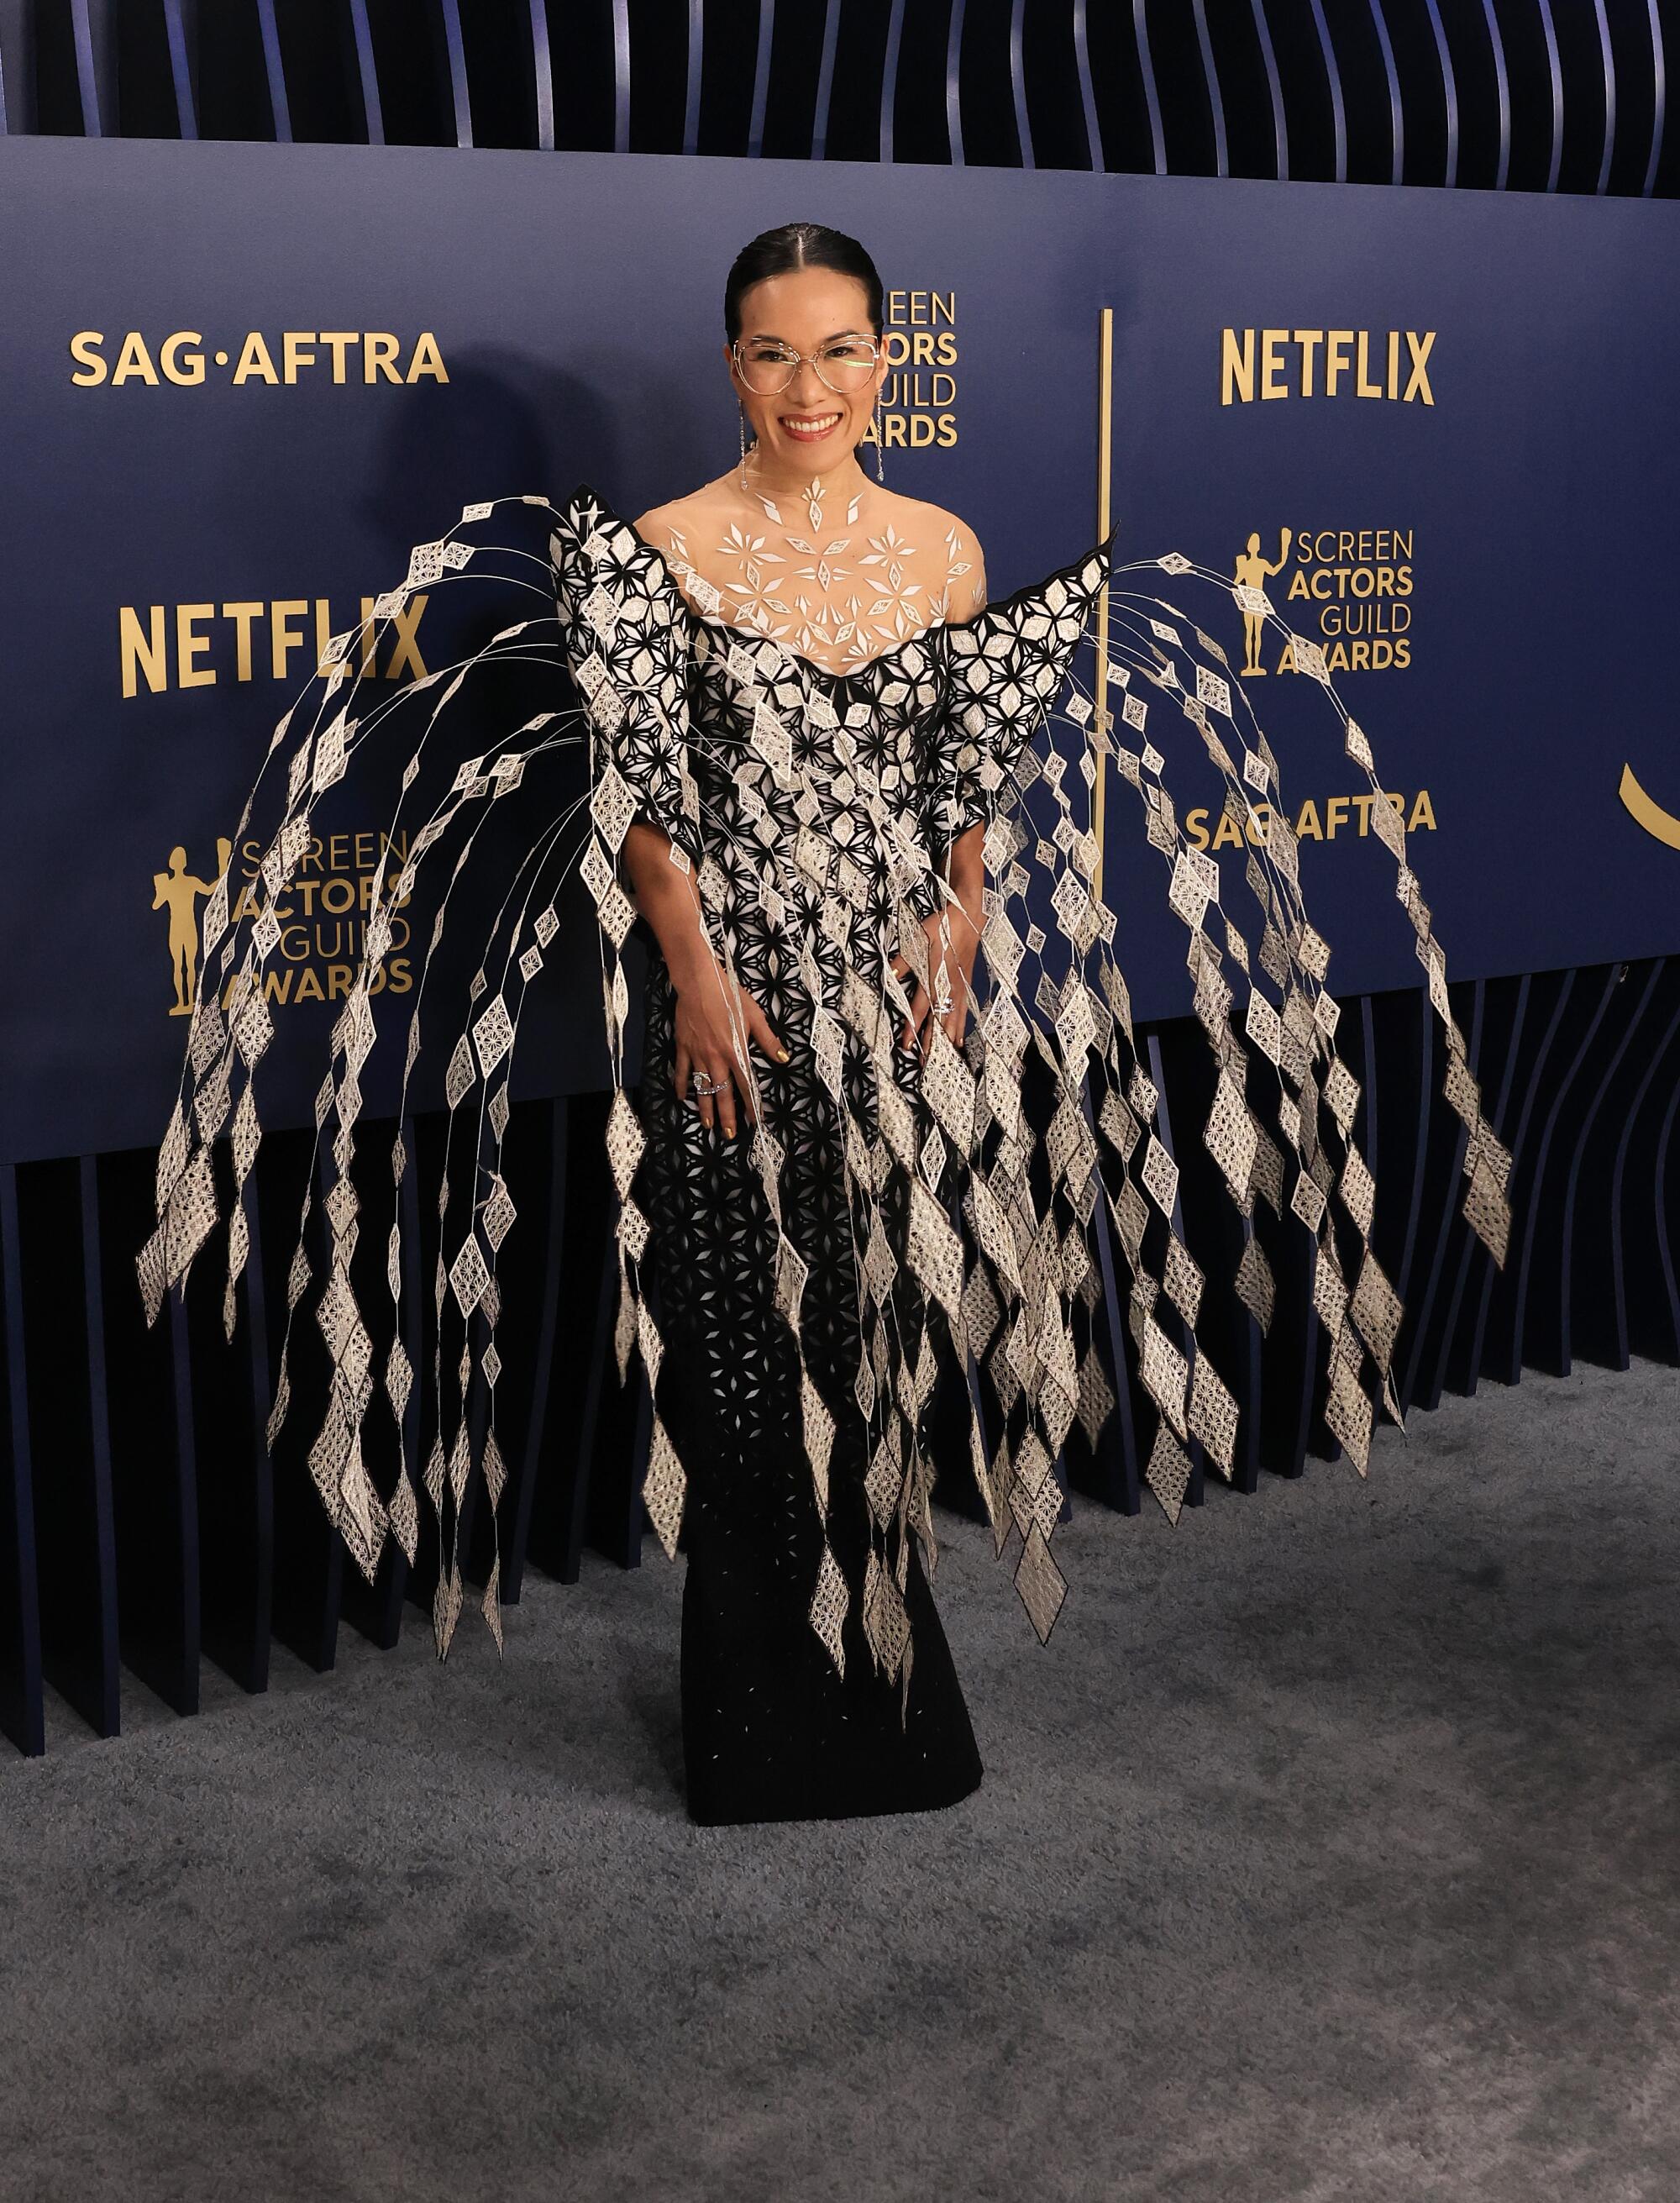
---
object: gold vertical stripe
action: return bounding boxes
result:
[1094,305,1114,902]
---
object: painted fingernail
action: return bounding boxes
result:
[776,1048,790,1062]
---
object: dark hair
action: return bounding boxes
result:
[723,223,885,343]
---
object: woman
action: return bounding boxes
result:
[611,223,999,1824]
[141,223,1513,1831]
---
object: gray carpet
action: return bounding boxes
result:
[4,1355,1678,2203]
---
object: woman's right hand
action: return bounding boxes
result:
[672,950,788,1140]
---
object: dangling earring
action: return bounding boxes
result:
[738,402,750,467]
[872,396,885,482]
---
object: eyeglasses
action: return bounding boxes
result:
[731,334,882,397]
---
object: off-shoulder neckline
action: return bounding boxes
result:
[562,483,1113,687]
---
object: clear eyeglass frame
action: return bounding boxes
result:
[731,334,883,397]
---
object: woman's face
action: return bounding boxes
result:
[727,266,887,475]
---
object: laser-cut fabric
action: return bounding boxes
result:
[140,485,1513,1701]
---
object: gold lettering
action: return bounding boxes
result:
[1325,331,1354,397]
[1404,331,1436,404]
[112,332,160,386]
[69,331,107,386]
[160,332,206,386]
[120,606,167,698]
[270,600,309,680]
[176,603,217,689]
[222,602,263,682]
[282,332,318,383]
[1293,329,1323,397]
[1221,328,1255,407]
[1261,329,1289,400]
[233,331,280,386]
[363,334,402,384]
[318,331,358,382]
[1356,332,1382,399]
[407,331,448,383]
[385,594,429,681]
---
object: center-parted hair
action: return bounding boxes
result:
[723,223,885,342]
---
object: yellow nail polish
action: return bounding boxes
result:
[776,1048,790,1062]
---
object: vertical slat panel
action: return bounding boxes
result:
[163,0,198,139]
[1593,0,1616,192]
[611,0,631,153]
[98,1148,200,1717]
[186,1147,271,1696]
[1133,0,1167,175]
[1368,0,1404,183]
[1423,0,1459,185]
[1008,0,1033,167]
[437,0,472,148]
[682,0,702,154]
[0,1166,45,1755]
[945,0,966,164]
[1072,0,1104,169]
[748,0,775,156]
[1558,960,1663,1370]
[1247,0,1288,178]
[1538,0,1564,190]
[76,1157,122,1733]
[1611,970,1680,1365]
[1481,0,1513,189]
[255,0,291,140]
[1189,0,1226,176]
[18,1159,121,1740]
[1307,0,1347,181]
[1641,0,1665,196]
[346,0,385,145]
[1499,965,1619,1382]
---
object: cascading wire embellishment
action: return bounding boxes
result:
[141,486,1511,1676]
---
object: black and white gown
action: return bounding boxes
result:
[139,484,1515,1828]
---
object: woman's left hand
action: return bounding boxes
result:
[890,899,981,1054]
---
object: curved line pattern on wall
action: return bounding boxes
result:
[1009,0,1033,171]
[682,0,702,158]
[1646,0,1667,195]
[1594,0,1617,193]
[1308,0,1347,182]
[1480,0,1512,190]
[1422,0,1457,187]
[1367,0,1404,184]
[1247,0,1288,180]
[1133,0,1167,176]
[0,0,1672,196]
[1191,2,1229,179]
[528,0,554,153]
[880,0,906,165]
[946,0,966,166]
[612,0,631,155]
[1537,0,1564,192]
[437,0,470,150]
[1072,0,1103,171]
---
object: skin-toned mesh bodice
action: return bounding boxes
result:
[637,462,986,678]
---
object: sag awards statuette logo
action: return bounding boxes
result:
[1236,528,1413,676]
[1193,523,1433,856]
[150,833,413,1018]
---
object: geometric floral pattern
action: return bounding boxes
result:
[139,483,1514,1678]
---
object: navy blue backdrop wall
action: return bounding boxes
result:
[3,135,1677,1163]
[3,1,1677,1761]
